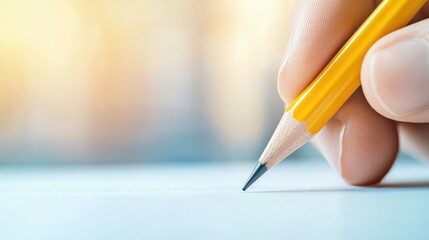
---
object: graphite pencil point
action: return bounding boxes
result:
[242,162,268,191]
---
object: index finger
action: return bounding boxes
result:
[278,0,375,103]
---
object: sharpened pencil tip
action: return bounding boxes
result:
[242,163,268,191]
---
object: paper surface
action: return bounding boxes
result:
[0,159,429,240]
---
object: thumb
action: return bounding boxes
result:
[362,19,429,123]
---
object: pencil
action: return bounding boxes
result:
[242,0,427,191]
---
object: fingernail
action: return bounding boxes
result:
[313,119,346,172]
[370,38,429,116]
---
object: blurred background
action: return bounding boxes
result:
[0,0,318,165]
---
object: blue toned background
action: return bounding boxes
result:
[0,0,319,164]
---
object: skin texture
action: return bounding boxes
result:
[278,0,429,185]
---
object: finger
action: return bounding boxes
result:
[278,0,375,103]
[312,90,398,185]
[361,19,429,123]
[399,123,429,162]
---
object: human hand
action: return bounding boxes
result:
[278,0,429,185]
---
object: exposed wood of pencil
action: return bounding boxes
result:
[259,111,312,169]
[241,111,312,191]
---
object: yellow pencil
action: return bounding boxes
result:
[242,0,427,191]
